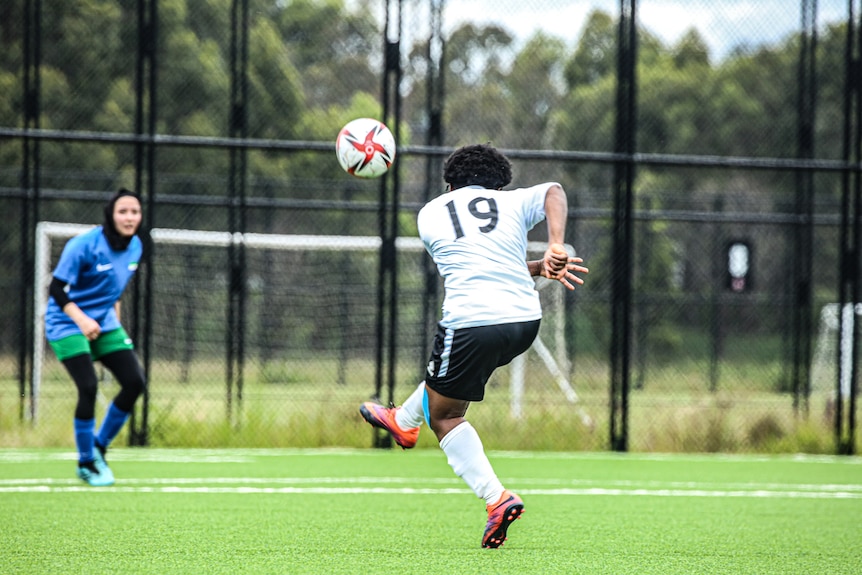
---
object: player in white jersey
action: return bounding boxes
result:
[361,143,588,548]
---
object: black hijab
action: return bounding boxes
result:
[102,188,143,251]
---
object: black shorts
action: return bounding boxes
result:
[424,319,541,402]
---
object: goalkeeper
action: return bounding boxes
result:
[361,143,588,548]
[45,189,148,487]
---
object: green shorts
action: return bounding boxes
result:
[49,328,135,362]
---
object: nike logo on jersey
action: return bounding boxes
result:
[427,361,435,376]
[96,263,113,272]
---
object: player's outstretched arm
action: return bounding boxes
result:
[541,185,571,280]
[543,184,567,247]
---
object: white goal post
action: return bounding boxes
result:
[811,302,862,399]
[32,221,586,421]
[511,273,593,427]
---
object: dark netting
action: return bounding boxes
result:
[1,0,858,452]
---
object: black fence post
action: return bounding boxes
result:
[129,0,158,447]
[609,0,637,452]
[835,4,861,455]
[709,197,724,393]
[791,0,817,416]
[226,0,250,427]
[421,0,445,369]
[371,0,403,448]
[21,0,42,422]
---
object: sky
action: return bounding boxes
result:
[441,0,849,61]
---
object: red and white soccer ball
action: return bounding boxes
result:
[335,118,396,178]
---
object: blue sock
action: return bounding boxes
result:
[96,403,130,450]
[74,418,95,464]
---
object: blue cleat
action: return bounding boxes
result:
[92,443,115,484]
[77,460,114,487]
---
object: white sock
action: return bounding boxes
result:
[395,381,426,429]
[439,421,504,505]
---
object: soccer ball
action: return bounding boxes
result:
[335,118,396,178]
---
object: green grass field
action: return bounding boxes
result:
[2,448,860,574]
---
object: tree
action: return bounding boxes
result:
[442,23,515,146]
[564,9,615,89]
[673,29,711,69]
[508,32,567,150]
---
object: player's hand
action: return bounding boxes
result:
[559,257,589,290]
[77,316,102,341]
[543,254,589,291]
[542,243,569,278]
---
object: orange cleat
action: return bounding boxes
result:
[359,402,419,449]
[482,490,524,548]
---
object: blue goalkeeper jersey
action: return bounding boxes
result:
[45,226,142,341]
[417,182,553,330]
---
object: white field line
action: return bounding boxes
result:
[2,450,860,497]
[1,476,860,499]
[1,484,861,498]
[1,448,861,465]
[1,476,860,492]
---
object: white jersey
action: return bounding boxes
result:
[417,182,556,329]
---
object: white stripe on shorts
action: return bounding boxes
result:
[438,327,455,378]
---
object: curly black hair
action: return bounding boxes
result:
[443,143,512,190]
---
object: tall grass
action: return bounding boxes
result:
[0,352,854,453]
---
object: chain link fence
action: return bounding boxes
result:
[1,0,859,453]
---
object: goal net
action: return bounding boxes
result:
[32,222,584,422]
